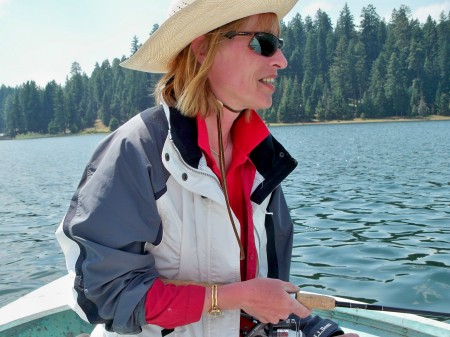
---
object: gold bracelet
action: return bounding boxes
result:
[208,284,222,317]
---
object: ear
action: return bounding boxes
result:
[190,35,208,64]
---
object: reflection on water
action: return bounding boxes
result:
[0,121,449,323]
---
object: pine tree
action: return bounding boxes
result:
[0,85,14,133]
[367,54,388,117]
[390,6,413,54]
[385,52,409,116]
[291,76,305,122]
[315,10,333,78]
[335,3,356,41]
[109,117,119,131]
[409,79,422,115]
[436,93,450,116]
[5,93,26,136]
[277,77,291,123]
[352,39,368,114]
[150,24,159,35]
[331,90,349,120]
[311,75,325,117]
[316,87,331,121]
[330,37,351,101]
[422,16,439,108]
[48,86,67,134]
[65,62,86,132]
[285,14,305,80]
[130,36,140,55]
[437,13,450,98]
[302,29,318,117]
[42,81,59,133]
[360,5,383,75]
[20,81,42,133]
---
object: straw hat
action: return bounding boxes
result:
[120,0,298,73]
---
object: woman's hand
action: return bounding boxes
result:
[238,278,311,323]
[203,278,360,336]
[209,278,312,324]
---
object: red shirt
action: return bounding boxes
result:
[145,110,270,328]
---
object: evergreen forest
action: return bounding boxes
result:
[1,4,449,137]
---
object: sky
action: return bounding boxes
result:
[1,0,449,88]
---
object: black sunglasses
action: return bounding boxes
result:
[223,31,284,57]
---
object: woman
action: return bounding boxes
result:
[57,0,358,336]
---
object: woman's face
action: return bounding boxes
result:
[208,14,288,112]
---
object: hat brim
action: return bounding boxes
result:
[120,0,298,73]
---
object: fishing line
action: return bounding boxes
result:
[297,292,450,318]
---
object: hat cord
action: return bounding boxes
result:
[216,111,245,261]
[222,102,246,114]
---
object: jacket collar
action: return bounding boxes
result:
[165,105,298,204]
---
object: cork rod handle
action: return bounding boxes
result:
[296,292,336,310]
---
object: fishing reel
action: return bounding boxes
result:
[266,319,303,337]
[241,314,304,337]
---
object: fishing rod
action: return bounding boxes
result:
[296,292,450,318]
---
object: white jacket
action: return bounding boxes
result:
[56,103,297,337]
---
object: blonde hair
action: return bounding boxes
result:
[155,13,280,118]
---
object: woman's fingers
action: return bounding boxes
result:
[239,278,311,323]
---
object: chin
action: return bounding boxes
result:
[252,98,273,110]
[258,102,273,110]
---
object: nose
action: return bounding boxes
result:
[271,48,288,69]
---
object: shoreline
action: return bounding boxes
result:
[2,115,450,140]
[268,115,450,127]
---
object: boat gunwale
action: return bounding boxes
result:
[1,276,450,336]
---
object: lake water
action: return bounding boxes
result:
[1,121,449,322]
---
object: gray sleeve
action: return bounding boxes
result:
[265,185,294,281]
[61,117,166,334]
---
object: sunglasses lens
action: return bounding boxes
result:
[251,33,282,57]
[249,37,263,55]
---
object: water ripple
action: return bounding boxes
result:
[272,121,450,317]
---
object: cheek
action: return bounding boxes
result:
[208,56,243,93]
[208,61,228,85]
[210,55,254,86]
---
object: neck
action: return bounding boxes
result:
[205,111,234,156]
